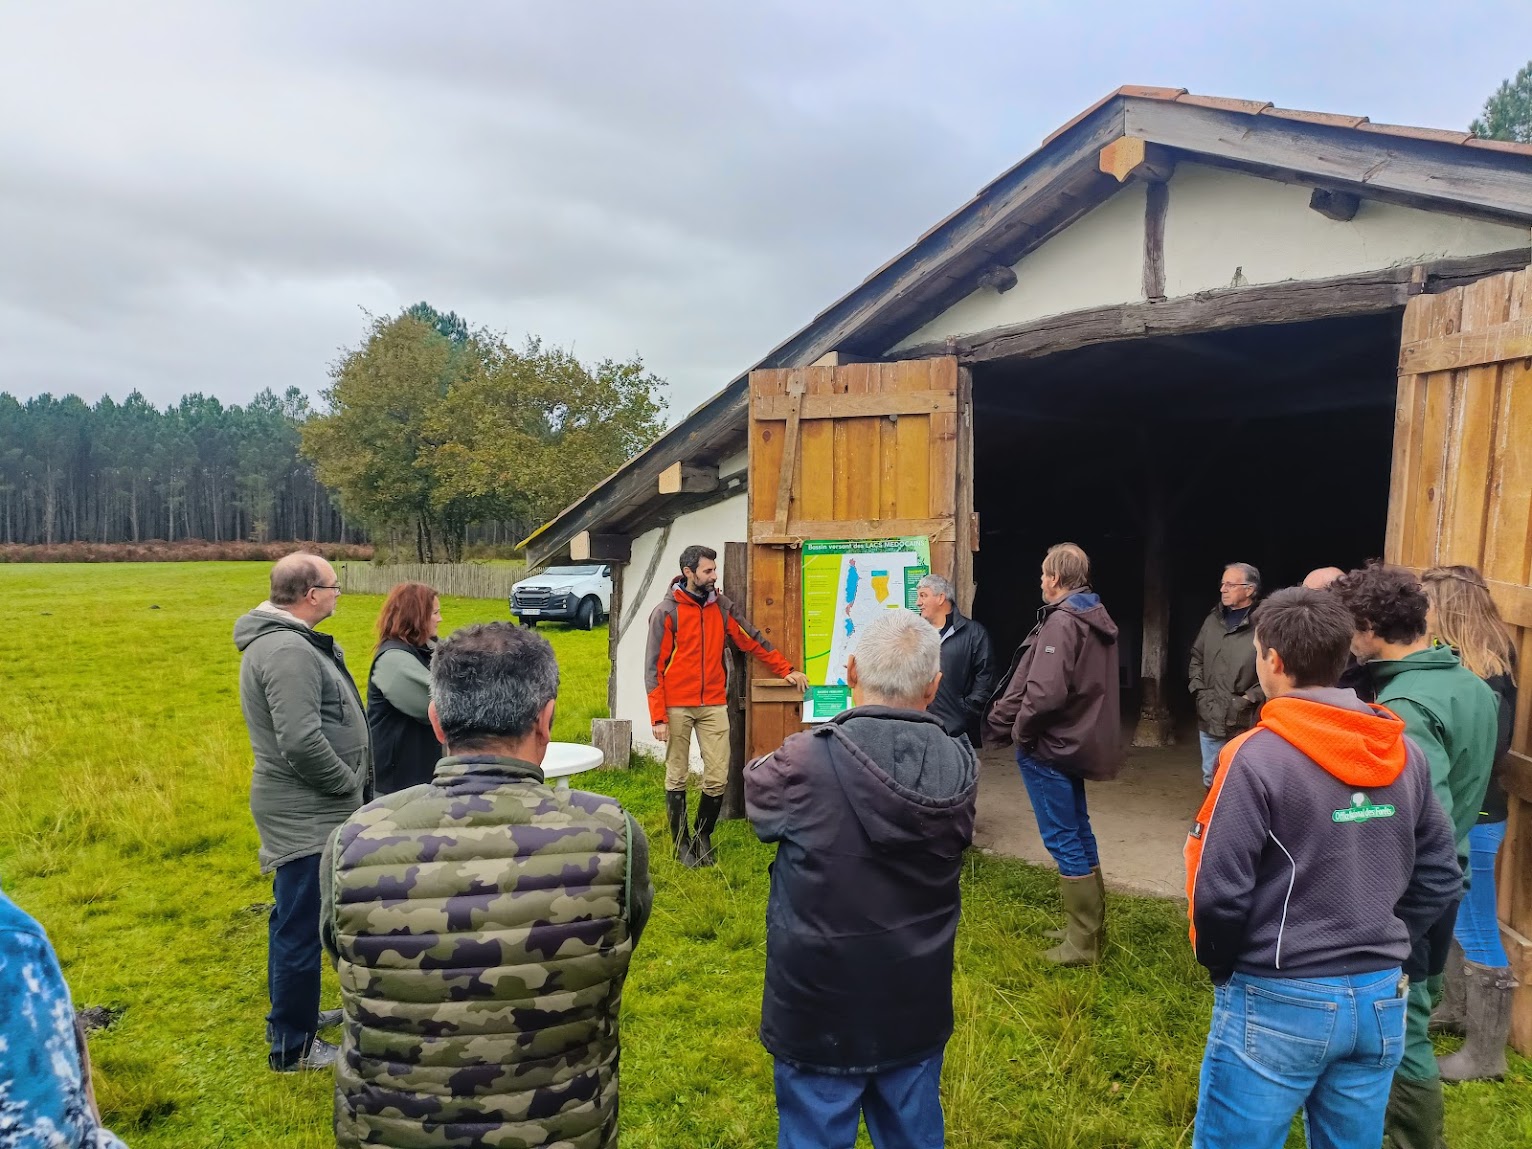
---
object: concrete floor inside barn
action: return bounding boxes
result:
[974,738,1205,898]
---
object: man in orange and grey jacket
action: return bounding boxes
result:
[646,544,808,867]
[1184,587,1460,1149]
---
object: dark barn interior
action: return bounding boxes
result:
[970,312,1401,735]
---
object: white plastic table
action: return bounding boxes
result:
[542,742,604,790]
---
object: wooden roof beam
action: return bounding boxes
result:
[1099,137,1176,183]
[658,462,720,495]
[570,531,631,564]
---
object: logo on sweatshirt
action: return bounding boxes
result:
[1332,791,1396,824]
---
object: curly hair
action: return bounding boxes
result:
[1330,562,1429,644]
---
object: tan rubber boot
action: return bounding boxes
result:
[1046,866,1106,949]
[1042,873,1102,966]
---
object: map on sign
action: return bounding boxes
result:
[800,537,931,722]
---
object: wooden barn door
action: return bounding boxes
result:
[745,357,971,759]
[1385,267,1532,1053]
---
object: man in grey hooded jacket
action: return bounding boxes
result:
[234,552,370,1071]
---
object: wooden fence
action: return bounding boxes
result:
[337,561,526,600]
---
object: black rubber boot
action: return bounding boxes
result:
[665,789,700,868]
[1438,961,1515,1081]
[1429,938,1467,1036]
[693,793,724,867]
[1383,1073,1446,1149]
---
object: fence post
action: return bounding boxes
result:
[591,719,631,770]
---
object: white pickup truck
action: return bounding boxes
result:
[510,564,613,630]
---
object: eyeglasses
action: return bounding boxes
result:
[1219,582,1252,590]
[308,584,342,593]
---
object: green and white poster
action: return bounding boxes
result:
[800,536,931,722]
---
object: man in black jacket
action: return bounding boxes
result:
[1185,588,1460,1149]
[915,573,996,745]
[746,609,977,1149]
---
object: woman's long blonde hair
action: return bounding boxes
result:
[1420,564,1516,682]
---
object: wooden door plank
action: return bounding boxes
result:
[753,389,959,420]
[772,372,808,536]
[1397,318,1532,375]
[798,374,837,525]
[843,364,879,520]
[878,363,900,519]
[927,358,959,583]
[1439,275,1512,566]
[1483,353,1532,586]
[750,369,788,526]
[954,366,977,613]
[894,359,932,523]
[1388,292,1450,564]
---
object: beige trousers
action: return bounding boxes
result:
[664,705,732,796]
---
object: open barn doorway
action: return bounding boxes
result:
[966,312,1401,892]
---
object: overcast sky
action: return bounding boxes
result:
[3,2,1530,422]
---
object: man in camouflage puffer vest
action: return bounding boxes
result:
[321,623,654,1149]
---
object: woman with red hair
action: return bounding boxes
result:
[367,582,443,794]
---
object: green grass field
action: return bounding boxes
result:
[0,562,1527,1148]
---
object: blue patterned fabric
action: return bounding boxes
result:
[0,887,127,1149]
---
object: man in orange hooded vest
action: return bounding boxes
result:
[1185,587,1459,1149]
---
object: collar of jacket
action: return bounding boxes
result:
[1216,602,1256,632]
[432,754,545,784]
[820,704,948,732]
[670,580,717,608]
[252,605,339,655]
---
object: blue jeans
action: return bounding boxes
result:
[1016,749,1099,878]
[1194,969,1407,1149]
[774,1053,944,1149]
[267,853,323,1065]
[1455,821,1509,966]
[1198,731,1229,787]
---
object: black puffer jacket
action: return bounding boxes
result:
[928,608,997,742]
[745,706,977,1074]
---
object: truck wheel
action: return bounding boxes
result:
[575,597,598,631]
[518,617,537,628]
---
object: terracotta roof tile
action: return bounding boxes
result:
[1112,85,1188,100]
[1463,136,1532,156]
[1173,94,1273,115]
[1039,91,1121,149]
[1358,121,1474,146]
[1261,107,1370,129]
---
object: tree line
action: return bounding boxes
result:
[1,303,670,561]
[0,388,355,547]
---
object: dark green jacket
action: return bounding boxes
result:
[1369,645,1498,871]
[324,754,653,1149]
[235,604,371,872]
[1189,605,1264,738]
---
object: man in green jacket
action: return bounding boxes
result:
[1334,563,1494,1149]
[1188,562,1265,787]
[234,552,370,1072]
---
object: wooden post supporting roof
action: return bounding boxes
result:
[1131,466,1173,747]
[658,462,720,495]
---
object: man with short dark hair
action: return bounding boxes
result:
[1189,562,1265,788]
[323,623,653,1149]
[747,609,977,1148]
[1331,563,1498,1149]
[916,572,996,745]
[1186,587,1460,1149]
[235,551,369,1071]
[646,544,808,866]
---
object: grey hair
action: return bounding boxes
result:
[917,573,955,603]
[270,553,323,606]
[852,608,941,706]
[1225,562,1262,594]
[430,623,560,749]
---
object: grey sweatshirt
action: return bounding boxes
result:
[235,604,371,872]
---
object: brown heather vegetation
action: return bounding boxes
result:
[0,540,374,563]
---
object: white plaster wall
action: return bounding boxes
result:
[888,163,1528,354]
[892,181,1147,350]
[1163,164,1529,297]
[612,488,748,764]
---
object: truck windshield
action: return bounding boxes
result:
[542,565,604,576]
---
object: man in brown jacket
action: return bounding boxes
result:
[985,542,1123,965]
[1189,562,1264,787]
